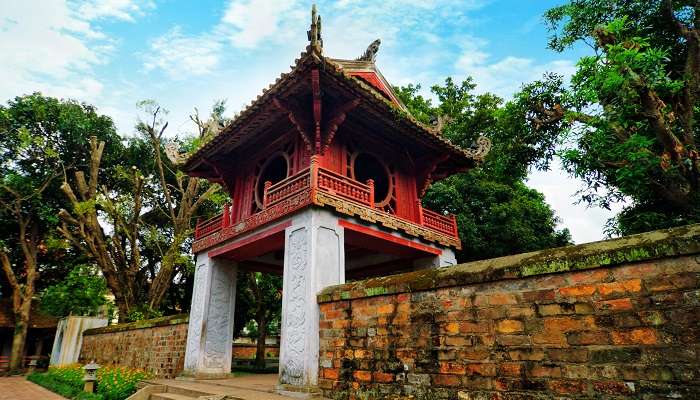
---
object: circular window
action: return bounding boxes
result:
[255,154,289,208]
[351,152,391,207]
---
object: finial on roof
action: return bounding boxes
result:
[307,4,323,53]
[356,39,381,62]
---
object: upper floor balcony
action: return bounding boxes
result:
[193,159,460,253]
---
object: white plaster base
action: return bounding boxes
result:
[182,253,237,378]
[413,247,457,269]
[50,316,107,366]
[278,208,345,389]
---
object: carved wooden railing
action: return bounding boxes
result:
[194,214,224,238]
[194,163,458,242]
[264,167,311,208]
[419,205,459,238]
[316,168,373,207]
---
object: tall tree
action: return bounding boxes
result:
[58,102,223,320]
[395,79,571,262]
[0,94,121,370]
[517,1,700,234]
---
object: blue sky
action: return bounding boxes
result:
[0,0,622,243]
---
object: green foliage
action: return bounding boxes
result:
[395,79,571,261]
[27,364,150,400]
[524,1,700,235]
[124,304,164,323]
[40,264,108,318]
[27,371,83,399]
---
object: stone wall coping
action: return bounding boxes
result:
[83,313,189,335]
[318,223,700,303]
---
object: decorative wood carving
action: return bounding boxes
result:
[192,190,312,253]
[192,166,461,252]
[273,97,313,152]
[322,98,360,153]
[311,69,322,154]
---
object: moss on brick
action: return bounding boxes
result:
[83,314,189,336]
[318,223,700,303]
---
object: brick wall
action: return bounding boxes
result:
[232,344,280,359]
[317,224,700,399]
[80,314,188,378]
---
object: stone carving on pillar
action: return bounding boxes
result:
[185,263,206,370]
[281,227,308,385]
[204,267,233,368]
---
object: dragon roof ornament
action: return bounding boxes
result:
[356,39,381,63]
[307,4,323,53]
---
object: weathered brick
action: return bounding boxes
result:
[373,371,394,383]
[496,319,524,334]
[432,374,461,387]
[598,279,642,298]
[559,284,596,298]
[567,331,610,345]
[595,297,634,312]
[530,364,562,378]
[547,379,588,394]
[352,370,372,382]
[611,327,658,345]
[440,361,466,375]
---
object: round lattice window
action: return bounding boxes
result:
[255,153,289,209]
[351,152,392,207]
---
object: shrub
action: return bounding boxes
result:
[97,366,151,400]
[27,364,151,400]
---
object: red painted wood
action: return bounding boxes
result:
[208,220,292,260]
[338,219,442,256]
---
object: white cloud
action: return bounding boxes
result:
[0,0,151,103]
[144,27,223,79]
[527,161,626,244]
[221,0,299,48]
[79,0,155,22]
[455,42,576,99]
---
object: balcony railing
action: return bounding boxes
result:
[194,160,459,247]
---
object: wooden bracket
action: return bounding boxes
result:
[417,154,449,197]
[273,96,314,152]
[311,69,322,154]
[322,98,360,153]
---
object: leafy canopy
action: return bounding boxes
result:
[395,79,571,262]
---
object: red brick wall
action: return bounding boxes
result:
[79,315,188,378]
[317,225,700,399]
[232,344,280,359]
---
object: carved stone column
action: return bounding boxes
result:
[278,209,345,392]
[183,253,237,378]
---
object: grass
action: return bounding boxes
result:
[26,364,152,400]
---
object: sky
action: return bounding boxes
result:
[0,0,625,244]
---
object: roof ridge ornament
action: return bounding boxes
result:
[307,4,323,54]
[356,39,381,62]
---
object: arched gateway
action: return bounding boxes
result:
[181,5,490,393]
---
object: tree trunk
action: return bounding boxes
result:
[9,300,31,372]
[254,311,268,369]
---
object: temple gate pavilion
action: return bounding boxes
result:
[181,5,490,393]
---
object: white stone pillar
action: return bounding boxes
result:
[183,253,237,378]
[413,247,457,269]
[279,209,345,390]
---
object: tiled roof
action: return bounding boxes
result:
[183,49,487,173]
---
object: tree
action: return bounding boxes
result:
[0,94,121,370]
[246,272,282,368]
[517,1,700,234]
[395,79,571,262]
[58,102,223,320]
[39,264,108,318]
